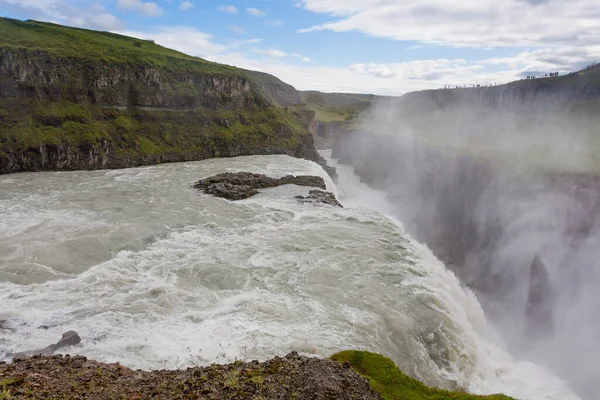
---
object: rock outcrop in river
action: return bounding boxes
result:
[194,172,341,206]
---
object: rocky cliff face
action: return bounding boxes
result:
[312,121,351,149]
[0,129,321,174]
[0,49,258,110]
[400,72,600,111]
[243,70,303,107]
[0,18,333,175]
[0,55,322,174]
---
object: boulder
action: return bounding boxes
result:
[194,172,326,201]
[295,190,343,207]
[9,331,81,359]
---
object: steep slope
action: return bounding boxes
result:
[243,69,316,129]
[0,18,323,174]
[400,66,600,110]
[298,91,381,149]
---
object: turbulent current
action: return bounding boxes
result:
[0,154,579,400]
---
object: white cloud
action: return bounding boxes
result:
[0,0,126,30]
[65,12,124,31]
[297,0,600,48]
[8,0,598,95]
[116,27,227,58]
[266,20,284,27]
[209,44,600,95]
[218,5,238,14]
[230,38,264,48]
[480,46,600,74]
[253,49,312,62]
[255,49,288,58]
[112,23,593,95]
[211,52,415,94]
[90,13,123,30]
[247,7,266,17]
[108,20,600,95]
[292,53,311,62]
[228,25,245,34]
[116,0,163,17]
[179,1,193,11]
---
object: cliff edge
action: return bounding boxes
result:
[400,65,600,111]
[0,18,325,174]
[0,351,514,399]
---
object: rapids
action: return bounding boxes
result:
[0,154,578,399]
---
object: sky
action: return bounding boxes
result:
[1,0,600,95]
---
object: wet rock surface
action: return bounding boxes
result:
[295,190,343,207]
[7,331,81,359]
[525,255,554,338]
[194,172,327,201]
[0,352,381,399]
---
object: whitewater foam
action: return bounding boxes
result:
[0,154,578,400]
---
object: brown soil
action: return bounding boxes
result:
[0,352,381,400]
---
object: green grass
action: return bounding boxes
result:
[302,103,348,122]
[0,17,241,76]
[0,376,24,400]
[0,17,320,171]
[0,99,311,166]
[330,351,514,400]
[298,91,377,122]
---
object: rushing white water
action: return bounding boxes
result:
[0,154,578,399]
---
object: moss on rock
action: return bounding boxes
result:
[0,17,327,174]
[330,351,515,400]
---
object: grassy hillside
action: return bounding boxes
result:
[0,99,306,154]
[243,69,304,107]
[0,17,321,173]
[331,351,514,400]
[300,91,378,122]
[0,18,239,76]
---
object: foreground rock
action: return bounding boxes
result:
[0,350,514,400]
[0,352,380,400]
[7,331,81,359]
[194,172,327,201]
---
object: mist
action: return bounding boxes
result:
[331,95,600,399]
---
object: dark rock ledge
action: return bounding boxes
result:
[194,172,342,207]
[295,190,343,208]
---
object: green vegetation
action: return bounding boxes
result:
[299,91,377,122]
[0,98,311,169]
[331,351,514,400]
[0,18,318,172]
[304,103,350,122]
[243,70,304,107]
[0,17,240,76]
[1,376,24,400]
